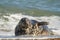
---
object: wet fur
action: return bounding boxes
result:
[15,17,54,36]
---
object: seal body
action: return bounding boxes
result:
[15,18,53,36]
[30,20,54,35]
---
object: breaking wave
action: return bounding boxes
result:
[0,13,60,36]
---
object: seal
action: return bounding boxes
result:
[15,17,54,36]
[15,17,32,36]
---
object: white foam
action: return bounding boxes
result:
[0,13,60,36]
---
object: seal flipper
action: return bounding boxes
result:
[38,22,49,26]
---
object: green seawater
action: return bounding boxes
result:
[0,0,60,16]
[0,5,60,16]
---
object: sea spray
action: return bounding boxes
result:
[0,13,60,36]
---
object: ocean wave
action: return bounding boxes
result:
[0,13,60,36]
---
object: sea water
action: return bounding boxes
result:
[0,0,60,38]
